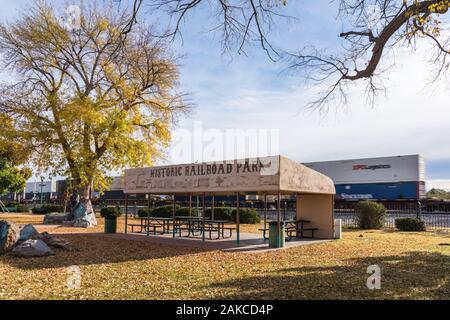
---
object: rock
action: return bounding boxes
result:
[34,232,74,251]
[72,217,96,228]
[43,213,70,225]
[46,237,74,251]
[70,199,97,228]
[35,231,52,242]
[12,239,54,257]
[44,199,97,228]
[0,220,20,254]
[19,224,39,241]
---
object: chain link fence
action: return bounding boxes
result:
[334,206,450,230]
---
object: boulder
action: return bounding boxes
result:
[12,239,54,257]
[35,231,52,242]
[0,220,20,254]
[46,237,74,251]
[43,213,70,225]
[70,199,97,228]
[35,232,74,251]
[19,224,39,241]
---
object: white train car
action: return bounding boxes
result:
[303,155,426,200]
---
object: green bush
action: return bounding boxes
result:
[395,218,426,231]
[355,201,386,229]
[2,202,29,213]
[232,208,261,224]
[151,205,181,218]
[100,207,122,219]
[13,205,29,213]
[204,207,233,221]
[137,206,197,218]
[176,207,199,216]
[137,208,152,218]
[31,207,44,215]
[32,205,65,215]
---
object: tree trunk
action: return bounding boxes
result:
[69,179,97,228]
[77,182,91,201]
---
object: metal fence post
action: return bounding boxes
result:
[417,201,422,220]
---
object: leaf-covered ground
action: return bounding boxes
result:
[0,213,449,300]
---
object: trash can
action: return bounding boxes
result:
[104,217,117,234]
[269,221,285,248]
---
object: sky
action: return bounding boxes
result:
[1,0,450,190]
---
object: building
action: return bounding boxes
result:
[25,180,57,201]
[303,155,426,201]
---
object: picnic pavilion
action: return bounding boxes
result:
[123,155,336,247]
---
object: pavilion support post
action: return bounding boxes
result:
[189,193,192,217]
[277,191,281,248]
[264,193,267,241]
[146,194,150,237]
[212,194,215,221]
[124,194,128,234]
[236,192,240,245]
[202,192,206,242]
[172,194,176,238]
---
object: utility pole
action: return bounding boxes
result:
[39,176,45,206]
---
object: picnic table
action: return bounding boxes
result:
[128,217,173,235]
[129,216,235,240]
[259,219,318,240]
[174,218,235,240]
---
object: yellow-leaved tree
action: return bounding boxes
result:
[0,1,187,226]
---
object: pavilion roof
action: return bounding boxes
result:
[124,155,335,195]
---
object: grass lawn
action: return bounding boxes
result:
[0,213,449,300]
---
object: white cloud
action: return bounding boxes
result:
[171,45,450,182]
[427,180,450,191]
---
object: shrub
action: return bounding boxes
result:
[204,207,233,221]
[31,207,44,215]
[100,207,122,219]
[14,205,29,213]
[176,207,199,217]
[32,204,65,215]
[355,201,386,229]
[152,205,181,218]
[138,206,195,218]
[137,208,152,218]
[232,208,261,224]
[2,202,28,213]
[395,218,426,232]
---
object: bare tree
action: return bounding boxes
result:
[133,0,450,108]
[289,0,450,108]
[145,0,288,60]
